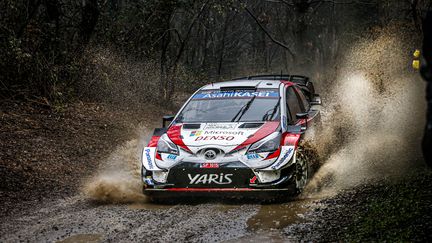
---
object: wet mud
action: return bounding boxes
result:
[127,202,173,210]
[57,234,102,243]
[247,199,314,231]
[0,188,323,243]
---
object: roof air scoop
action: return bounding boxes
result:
[220,86,257,91]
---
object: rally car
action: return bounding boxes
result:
[141,75,322,199]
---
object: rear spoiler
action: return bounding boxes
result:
[232,74,317,101]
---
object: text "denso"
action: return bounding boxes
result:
[195,136,235,141]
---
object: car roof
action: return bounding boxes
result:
[200,79,287,90]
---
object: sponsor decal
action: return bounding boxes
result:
[144,177,154,186]
[246,153,263,160]
[282,115,287,131]
[188,173,233,185]
[203,130,244,136]
[193,91,279,100]
[195,136,235,141]
[249,176,257,184]
[200,163,220,168]
[190,131,202,137]
[204,123,236,130]
[271,147,294,169]
[167,154,177,160]
[145,148,153,169]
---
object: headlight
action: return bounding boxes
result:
[157,134,179,155]
[248,132,281,153]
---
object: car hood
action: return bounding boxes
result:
[167,121,280,150]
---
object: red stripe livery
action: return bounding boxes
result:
[233,121,280,151]
[167,124,192,152]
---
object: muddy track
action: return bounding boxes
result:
[0,194,320,242]
[0,101,321,242]
[1,100,430,242]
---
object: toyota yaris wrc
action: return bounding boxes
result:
[141,75,321,199]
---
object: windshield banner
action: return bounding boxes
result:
[193,90,279,100]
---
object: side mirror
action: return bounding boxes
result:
[296,112,309,130]
[153,127,168,136]
[310,94,322,106]
[162,115,175,127]
[296,113,309,120]
[287,125,305,134]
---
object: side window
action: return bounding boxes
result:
[286,87,302,124]
[294,87,310,112]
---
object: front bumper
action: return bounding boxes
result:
[142,162,297,196]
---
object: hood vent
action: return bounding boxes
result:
[183,124,201,129]
[239,123,264,129]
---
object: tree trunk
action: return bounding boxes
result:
[79,0,100,46]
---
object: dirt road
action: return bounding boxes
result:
[1,101,430,242]
[0,101,320,242]
[0,194,320,242]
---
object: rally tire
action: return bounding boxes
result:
[294,150,310,194]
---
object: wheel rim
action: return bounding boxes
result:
[295,152,308,192]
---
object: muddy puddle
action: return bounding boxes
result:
[225,198,317,242]
[127,197,316,242]
[57,234,102,243]
[129,202,244,211]
[226,231,294,242]
[215,204,242,212]
[247,199,315,231]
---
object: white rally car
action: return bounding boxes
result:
[141,75,321,199]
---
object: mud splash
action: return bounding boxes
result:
[304,23,425,196]
[83,126,151,203]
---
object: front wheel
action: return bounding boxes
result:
[294,150,310,193]
[294,142,321,193]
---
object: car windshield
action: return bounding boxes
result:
[175,89,280,123]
